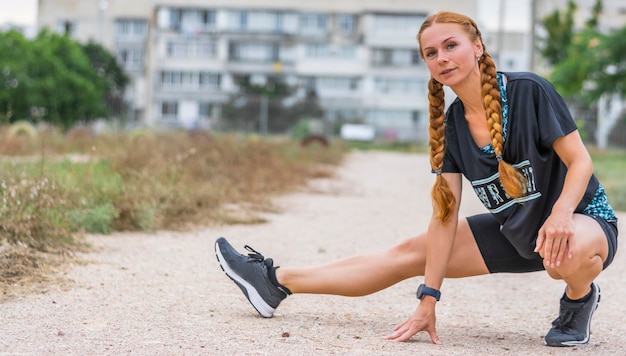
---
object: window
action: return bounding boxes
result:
[317,77,359,92]
[199,103,214,118]
[305,44,356,60]
[117,21,130,35]
[229,43,280,62]
[199,72,220,89]
[248,11,279,32]
[160,71,220,90]
[166,40,217,59]
[201,10,216,27]
[227,10,290,32]
[181,72,194,88]
[370,14,425,34]
[116,19,147,39]
[300,77,361,94]
[371,48,421,67]
[335,46,357,59]
[57,20,76,36]
[374,78,425,95]
[305,44,329,58]
[181,9,216,32]
[300,13,328,34]
[170,9,182,29]
[302,77,316,92]
[239,11,248,30]
[169,8,216,32]
[161,101,178,118]
[117,48,145,69]
[337,14,355,35]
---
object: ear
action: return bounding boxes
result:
[474,39,484,58]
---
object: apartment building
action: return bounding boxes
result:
[38,0,523,141]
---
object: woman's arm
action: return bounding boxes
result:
[385,172,463,343]
[534,130,594,267]
[424,172,464,292]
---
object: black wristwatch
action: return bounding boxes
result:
[416,283,441,301]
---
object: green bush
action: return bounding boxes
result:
[66,203,118,234]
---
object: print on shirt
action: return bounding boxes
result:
[471,160,541,214]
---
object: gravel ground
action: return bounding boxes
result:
[1,151,623,355]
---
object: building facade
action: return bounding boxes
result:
[37,0,532,141]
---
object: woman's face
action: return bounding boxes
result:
[419,22,483,88]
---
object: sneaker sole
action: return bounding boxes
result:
[546,283,601,347]
[215,240,275,318]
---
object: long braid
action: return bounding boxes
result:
[428,78,455,222]
[480,51,528,198]
[418,11,529,224]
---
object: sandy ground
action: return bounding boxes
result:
[0,151,624,356]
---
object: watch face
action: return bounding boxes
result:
[416,284,425,299]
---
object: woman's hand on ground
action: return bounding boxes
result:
[384,300,440,343]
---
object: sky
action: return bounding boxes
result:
[0,0,531,31]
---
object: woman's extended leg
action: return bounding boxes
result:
[277,217,489,296]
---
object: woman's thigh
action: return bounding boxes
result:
[467,214,545,274]
[388,217,490,279]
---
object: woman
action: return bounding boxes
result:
[215,11,618,347]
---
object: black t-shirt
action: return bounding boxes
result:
[441,72,612,258]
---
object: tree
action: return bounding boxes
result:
[0,30,128,129]
[81,40,129,117]
[538,0,578,66]
[538,0,626,148]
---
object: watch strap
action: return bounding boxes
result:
[417,283,441,301]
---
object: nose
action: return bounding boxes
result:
[437,54,449,64]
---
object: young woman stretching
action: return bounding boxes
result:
[215,11,618,347]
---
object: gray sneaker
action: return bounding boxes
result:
[544,282,601,347]
[215,237,290,318]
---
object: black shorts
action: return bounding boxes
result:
[467,213,618,273]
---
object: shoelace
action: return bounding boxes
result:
[244,245,265,262]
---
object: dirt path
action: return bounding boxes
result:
[1,151,624,355]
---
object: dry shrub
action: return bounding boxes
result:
[0,240,78,302]
[103,132,345,230]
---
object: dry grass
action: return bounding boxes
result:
[0,126,347,301]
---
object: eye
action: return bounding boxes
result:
[425,50,436,58]
[446,42,457,50]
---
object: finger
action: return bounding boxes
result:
[383,330,402,340]
[384,323,408,340]
[567,236,575,259]
[427,327,441,344]
[544,237,554,266]
[551,238,565,267]
[548,239,559,267]
[535,230,545,253]
[555,238,567,266]
[392,320,407,332]
[384,327,412,342]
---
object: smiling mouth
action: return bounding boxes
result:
[441,68,455,75]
